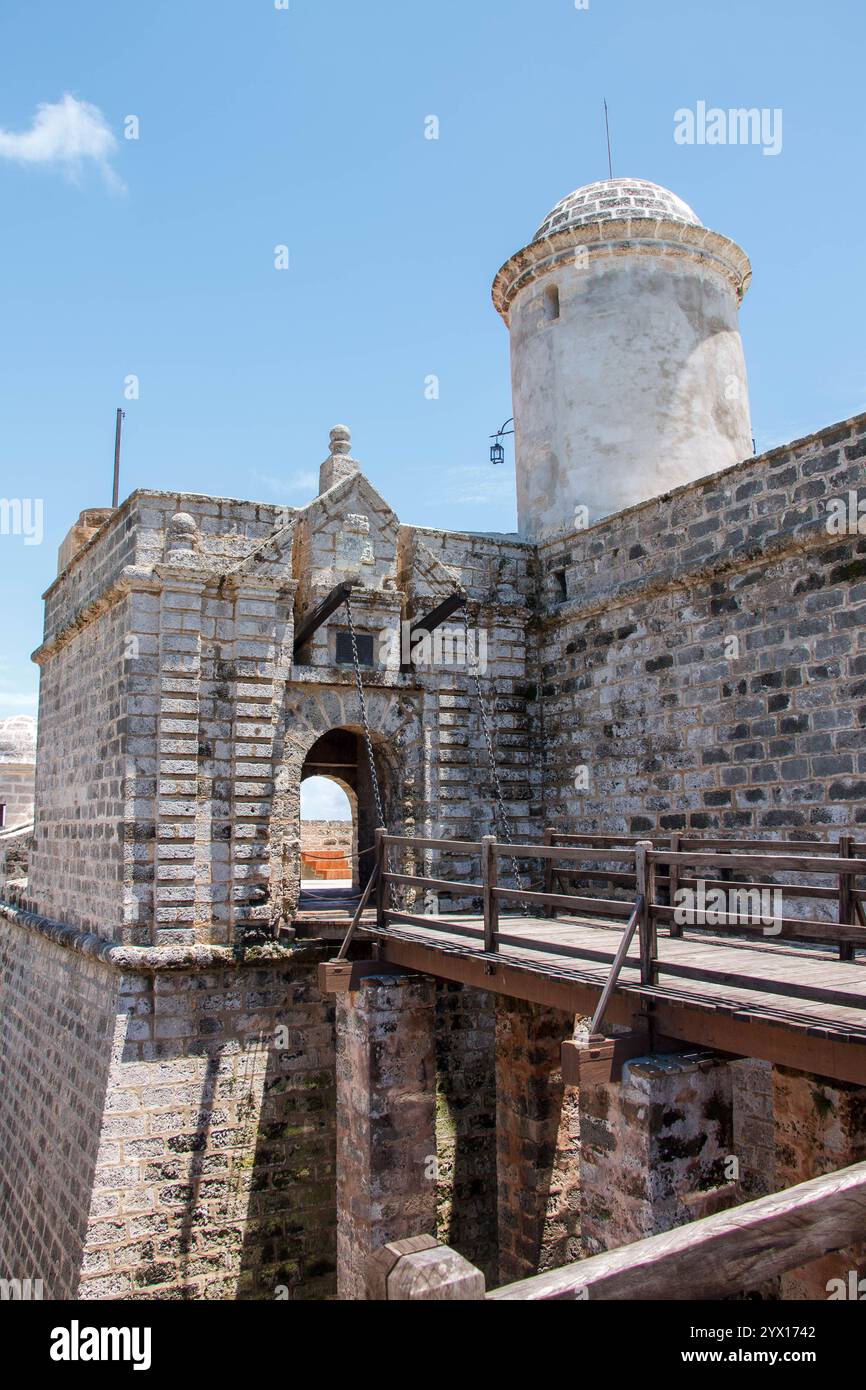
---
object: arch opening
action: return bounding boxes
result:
[293,727,396,912]
[300,776,355,887]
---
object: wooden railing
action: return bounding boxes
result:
[375,829,638,957]
[370,1160,866,1300]
[364,830,866,1006]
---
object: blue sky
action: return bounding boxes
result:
[1,0,864,721]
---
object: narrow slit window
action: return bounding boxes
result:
[544,283,560,322]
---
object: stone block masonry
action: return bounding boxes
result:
[434,981,497,1283]
[0,907,339,1301]
[0,764,35,832]
[26,486,539,946]
[580,1052,735,1258]
[773,1065,866,1299]
[0,906,501,1300]
[539,412,866,842]
[495,998,581,1284]
[335,972,438,1300]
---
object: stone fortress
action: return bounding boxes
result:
[0,178,863,1300]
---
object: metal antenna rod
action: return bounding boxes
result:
[604,98,613,179]
[112,408,125,509]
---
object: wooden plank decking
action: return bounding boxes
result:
[362,908,866,1083]
[320,831,866,1082]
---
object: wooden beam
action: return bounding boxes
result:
[318,958,410,995]
[383,872,480,895]
[493,885,633,916]
[335,861,380,961]
[840,834,855,963]
[481,835,497,955]
[651,901,866,945]
[588,896,643,1036]
[636,842,657,987]
[489,1159,866,1301]
[408,592,467,641]
[562,1027,678,1087]
[653,849,866,876]
[374,828,386,930]
[292,581,357,656]
[542,827,554,917]
[376,933,866,1084]
[384,834,482,853]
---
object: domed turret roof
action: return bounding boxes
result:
[534,178,702,241]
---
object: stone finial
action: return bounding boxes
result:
[320,423,360,494]
[330,424,352,456]
[166,511,199,554]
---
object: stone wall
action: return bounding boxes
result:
[538,412,866,840]
[29,594,129,937]
[434,982,498,1282]
[580,1053,735,1258]
[300,821,352,855]
[495,998,581,1284]
[0,906,502,1299]
[0,908,339,1300]
[0,763,35,831]
[0,910,119,1298]
[27,483,540,946]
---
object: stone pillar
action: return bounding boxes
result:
[731,1057,776,1198]
[495,998,581,1285]
[773,1066,866,1299]
[580,1052,735,1256]
[335,971,438,1300]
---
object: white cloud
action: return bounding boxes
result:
[0,94,122,189]
[253,469,318,499]
[301,776,352,821]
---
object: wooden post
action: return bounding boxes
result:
[636,841,658,987]
[542,827,554,917]
[367,1237,485,1301]
[839,834,855,963]
[375,827,387,930]
[482,835,498,956]
[668,832,682,938]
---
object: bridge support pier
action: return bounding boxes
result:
[495,998,581,1284]
[580,1050,738,1257]
[335,970,438,1300]
[773,1065,866,1299]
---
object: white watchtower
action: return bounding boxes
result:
[493,178,754,540]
